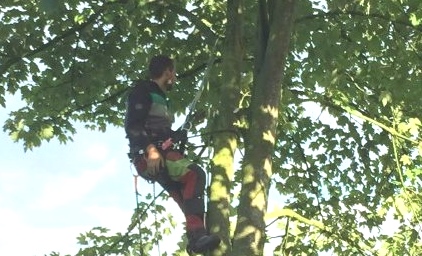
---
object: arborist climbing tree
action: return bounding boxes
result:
[124,55,220,255]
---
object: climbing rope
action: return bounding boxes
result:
[152,182,161,255]
[133,173,164,256]
[180,38,220,132]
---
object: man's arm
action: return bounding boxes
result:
[125,82,152,150]
[125,82,164,174]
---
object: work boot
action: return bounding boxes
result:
[187,229,221,255]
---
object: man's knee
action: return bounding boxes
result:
[184,197,205,216]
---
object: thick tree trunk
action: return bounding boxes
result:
[207,0,244,255]
[231,0,296,255]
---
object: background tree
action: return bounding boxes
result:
[1,0,422,255]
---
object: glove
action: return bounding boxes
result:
[145,145,164,177]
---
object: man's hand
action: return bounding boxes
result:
[145,145,164,176]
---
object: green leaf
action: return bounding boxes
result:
[39,0,63,15]
[379,90,392,107]
[408,118,421,136]
[410,13,422,26]
[418,143,422,156]
[39,125,54,139]
[400,155,412,166]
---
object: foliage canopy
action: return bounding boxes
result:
[1,0,422,255]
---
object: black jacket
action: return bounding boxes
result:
[124,80,173,152]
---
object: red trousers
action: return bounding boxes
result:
[134,149,206,232]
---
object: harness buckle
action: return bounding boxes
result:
[127,148,145,161]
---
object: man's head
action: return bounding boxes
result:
[149,55,176,91]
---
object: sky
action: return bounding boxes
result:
[0,94,186,256]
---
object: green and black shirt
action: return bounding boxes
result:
[125,80,173,151]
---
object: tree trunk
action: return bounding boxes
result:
[232,0,296,255]
[207,0,244,255]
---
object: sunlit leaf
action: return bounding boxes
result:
[379,90,392,107]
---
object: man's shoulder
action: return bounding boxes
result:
[132,79,153,89]
[129,79,154,94]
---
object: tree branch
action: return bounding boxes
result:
[0,8,103,77]
[288,88,421,147]
[296,10,422,32]
[277,208,377,255]
[165,2,218,43]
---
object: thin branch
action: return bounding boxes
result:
[0,9,103,77]
[277,208,377,255]
[344,106,419,144]
[178,57,222,79]
[165,2,218,43]
[296,10,422,32]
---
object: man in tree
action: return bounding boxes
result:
[124,55,220,254]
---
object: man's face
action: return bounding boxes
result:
[165,68,177,91]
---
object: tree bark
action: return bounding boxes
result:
[208,0,244,255]
[232,0,296,255]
